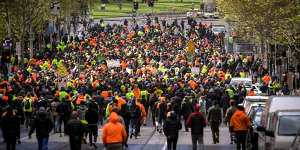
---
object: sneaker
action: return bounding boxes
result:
[130,133,133,139]
[93,143,97,148]
[89,145,93,149]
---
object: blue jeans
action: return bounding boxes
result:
[24,112,32,129]
[129,118,138,137]
[37,136,49,150]
[52,115,59,131]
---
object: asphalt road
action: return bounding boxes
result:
[0,119,235,150]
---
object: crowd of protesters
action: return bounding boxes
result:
[0,16,292,150]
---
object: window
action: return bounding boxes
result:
[278,116,300,136]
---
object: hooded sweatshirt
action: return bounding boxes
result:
[102,112,127,144]
[29,108,53,138]
[230,110,251,131]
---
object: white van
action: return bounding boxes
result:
[230,78,262,95]
[257,96,300,150]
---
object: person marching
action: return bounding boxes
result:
[102,112,127,150]
[28,107,53,150]
[1,106,20,150]
[65,111,86,150]
[224,100,237,144]
[230,105,252,150]
[181,96,194,132]
[23,93,33,130]
[163,111,182,150]
[157,97,169,133]
[207,100,222,144]
[128,96,141,139]
[186,105,207,150]
[85,97,99,149]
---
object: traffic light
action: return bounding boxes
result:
[133,1,139,10]
[149,0,154,7]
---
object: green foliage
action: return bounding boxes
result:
[217,0,300,51]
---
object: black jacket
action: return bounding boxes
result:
[186,112,206,135]
[65,119,85,141]
[181,100,193,117]
[128,103,141,119]
[158,102,168,118]
[163,116,182,137]
[95,95,104,111]
[29,111,53,138]
[207,105,222,123]
[120,103,130,125]
[85,110,99,124]
[1,114,20,140]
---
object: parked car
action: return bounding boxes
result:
[243,96,268,115]
[257,96,300,150]
[230,78,252,87]
[233,43,255,56]
[230,78,262,95]
[212,25,226,35]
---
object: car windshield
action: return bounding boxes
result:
[253,111,262,126]
[249,106,258,115]
[247,98,267,102]
[236,44,254,53]
[278,115,300,136]
[231,80,252,87]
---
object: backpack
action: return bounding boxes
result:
[58,102,71,116]
[128,105,139,118]
[88,101,99,112]
[159,102,167,116]
[24,99,31,110]
[51,102,58,116]
[63,102,71,115]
